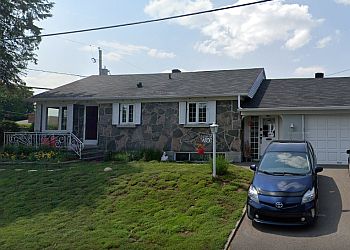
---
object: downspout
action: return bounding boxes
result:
[238,95,241,109]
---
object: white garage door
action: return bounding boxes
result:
[305,115,350,165]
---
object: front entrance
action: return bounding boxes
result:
[84,106,98,145]
[260,116,277,155]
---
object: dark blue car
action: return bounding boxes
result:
[247,141,323,225]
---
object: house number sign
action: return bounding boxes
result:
[200,134,212,144]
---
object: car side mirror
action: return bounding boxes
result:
[346,149,350,154]
[315,166,323,173]
[250,164,257,171]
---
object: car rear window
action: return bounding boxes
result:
[259,151,310,175]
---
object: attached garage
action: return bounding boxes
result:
[305,115,350,165]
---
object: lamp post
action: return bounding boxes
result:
[210,123,219,178]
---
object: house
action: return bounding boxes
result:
[29,68,265,162]
[9,68,350,164]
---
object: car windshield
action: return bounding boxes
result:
[258,151,310,175]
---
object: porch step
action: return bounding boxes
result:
[81,147,105,161]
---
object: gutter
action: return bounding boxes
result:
[239,106,350,112]
[30,93,250,103]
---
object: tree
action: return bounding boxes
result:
[0,83,34,121]
[0,0,54,86]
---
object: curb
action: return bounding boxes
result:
[224,205,247,250]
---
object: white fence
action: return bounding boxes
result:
[3,132,84,159]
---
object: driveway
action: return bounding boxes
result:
[230,167,350,250]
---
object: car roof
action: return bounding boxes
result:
[266,141,308,153]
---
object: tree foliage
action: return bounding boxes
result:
[0,0,54,86]
[0,83,34,121]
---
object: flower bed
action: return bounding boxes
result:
[0,145,75,163]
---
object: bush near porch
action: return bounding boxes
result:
[0,120,20,146]
[0,162,252,249]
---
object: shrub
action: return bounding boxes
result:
[104,149,163,162]
[141,149,162,162]
[0,120,20,146]
[209,155,229,176]
[111,152,130,162]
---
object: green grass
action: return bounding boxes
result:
[0,162,253,249]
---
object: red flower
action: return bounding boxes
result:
[196,144,205,155]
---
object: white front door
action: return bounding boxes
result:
[305,115,350,165]
[260,117,277,155]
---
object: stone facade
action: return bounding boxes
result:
[98,100,242,161]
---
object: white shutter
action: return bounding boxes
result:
[34,103,42,131]
[179,102,186,124]
[135,103,142,125]
[112,103,119,125]
[207,101,216,124]
[67,104,74,132]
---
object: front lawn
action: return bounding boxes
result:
[0,162,252,249]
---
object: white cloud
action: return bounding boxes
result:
[147,49,176,59]
[81,41,175,61]
[335,0,350,5]
[294,66,325,77]
[285,29,311,50]
[23,73,82,94]
[316,36,332,49]
[145,0,322,58]
[144,0,213,28]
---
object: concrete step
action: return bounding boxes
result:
[81,148,105,161]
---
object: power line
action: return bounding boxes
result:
[326,68,350,77]
[9,0,275,40]
[27,68,87,77]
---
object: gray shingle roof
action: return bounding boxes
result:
[32,68,264,101]
[242,77,350,109]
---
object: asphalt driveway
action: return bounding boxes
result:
[230,167,350,250]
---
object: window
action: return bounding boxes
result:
[259,152,311,175]
[45,106,68,130]
[46,107,59,130]
[112,103,141,126]
[178,101,216,125]
[61,107,67,130]
[120,104,135,124]
[187,102,207,123]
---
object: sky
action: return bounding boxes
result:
[24,0,350,94]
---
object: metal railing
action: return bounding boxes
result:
[3,132,84,159]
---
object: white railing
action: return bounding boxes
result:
[3,132,84,159]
